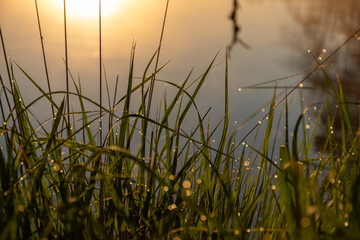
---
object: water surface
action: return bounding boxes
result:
[0,0,359,150]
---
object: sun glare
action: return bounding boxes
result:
[52,0,126,18]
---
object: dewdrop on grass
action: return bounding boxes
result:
[183,180,191,189]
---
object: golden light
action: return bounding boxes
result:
[51,0,126,18]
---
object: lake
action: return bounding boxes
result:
[0,0,359,151]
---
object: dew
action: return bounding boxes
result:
[344,222,349,227]
[318,56,322,61]
[259,227,264,232]
[299,83,303,88]
[197,179,202,184]
[200,215,207,221]
[322,48,327,53]
[238,212,241,216]
[173,237,181,240]
[244,160,249,167]
[274,174,278,179]
[247,229,251,233]
[238,88,242,92]
[53,164,60,172]
[271,185,276,190]
[261,108,265,112]
[182,180,191,189]
[301,217,310,228]
[168,204,177,210]
[185,189,192,196]
[307,49,311,53]
[258,120,262,124]
[306,205,316,215]
[242,142,245,145]
[18,205,25,212]
[314,106,317,111]
[169,175,175,180]
[234,229,240,235]
[305,124,310,130]
[163,186,169,192]
[338,203,343,210]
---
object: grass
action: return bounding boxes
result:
[1,2,360,239]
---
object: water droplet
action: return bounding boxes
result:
[200,215,207,221]
[185,189,192,196]
[305,124,310,130]
[259,227,264,232]
[271,185,276,190]
[238,88,242,92]
[307,49,311,53]
[197,179,202,184]
[318,56,322,61]
[183,180,191,189]
[169,175,175,180]
[163,186,169,192]
[322,49,327,53]
[234,229,240,235]
[18,205,25,212]
[299,83,303,88]
[344,222,349,227]
[301,217,310,228]
[53,164,60,172]
[244,161,249,167]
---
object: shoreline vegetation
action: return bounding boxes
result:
[1,1,360,239]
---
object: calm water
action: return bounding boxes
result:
[1,0,359,150]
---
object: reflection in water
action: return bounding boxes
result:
[228,0,250,55]
[284,0,360,152]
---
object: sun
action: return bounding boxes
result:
[51,0,126,19]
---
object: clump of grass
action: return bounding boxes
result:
[0,3,360,239]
